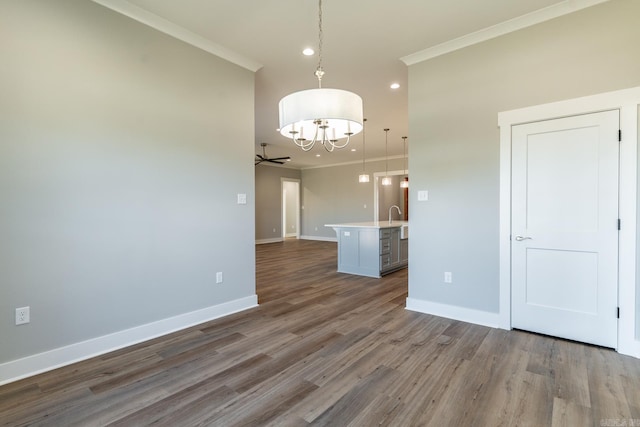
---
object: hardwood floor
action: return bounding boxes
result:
[1,239,639,426]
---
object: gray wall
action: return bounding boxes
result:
[0,1,255,363]
[408,0,640,316]
[255,165,301,241]
[301,158,404,239]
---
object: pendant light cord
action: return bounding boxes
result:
[362,118,367,172]
[384,128,390,176]
[403,136,407,174]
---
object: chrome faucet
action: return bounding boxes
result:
[389,205,402,224]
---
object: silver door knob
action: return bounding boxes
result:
[515,235,532,241]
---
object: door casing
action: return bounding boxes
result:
[498,86,640,358]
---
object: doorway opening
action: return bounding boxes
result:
[281,178,300,240]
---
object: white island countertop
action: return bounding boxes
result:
[325,221,408,229]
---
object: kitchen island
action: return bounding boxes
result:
[325,221,408,278]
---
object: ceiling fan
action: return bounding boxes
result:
[255,143,291,165]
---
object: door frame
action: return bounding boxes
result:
[498,86,640,358]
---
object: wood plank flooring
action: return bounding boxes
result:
[1,239,639,426]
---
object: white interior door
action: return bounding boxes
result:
[511,110,619,348]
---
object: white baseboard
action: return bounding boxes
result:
[255,237,283,245]
[299,235,337,242]
[0,295,258,386]
[285,233,297,238]
[405,297,501,329]
[618,336,640,359]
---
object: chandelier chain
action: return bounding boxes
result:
[315,0,324,88]
[318,0,323,70]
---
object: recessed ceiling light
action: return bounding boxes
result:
[351,148,356,152]
[302,48,314,56]
[315,154,321,157]
[390,83,400,89]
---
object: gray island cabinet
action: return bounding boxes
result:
[325,222,408,278]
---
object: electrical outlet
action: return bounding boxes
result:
[16,306,30,325]
[216,272,223,284]
[444,272,452,283]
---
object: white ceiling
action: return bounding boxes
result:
[95,0,605,169]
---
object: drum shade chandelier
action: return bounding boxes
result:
[278,0,363,152]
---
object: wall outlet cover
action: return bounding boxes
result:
[16,306,30,325]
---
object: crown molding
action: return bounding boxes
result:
[300,154,406,171]
[91,0,263,72]
[401,0,610,66]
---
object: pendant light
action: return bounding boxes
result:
[381,128,392,186]
[400,136,409,188]
[358,118,370,183]
[278,0,363,152]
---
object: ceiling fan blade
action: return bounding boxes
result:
[255,144,288,165]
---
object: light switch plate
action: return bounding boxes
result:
[237,193,247,205]
[417,190,429,201]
